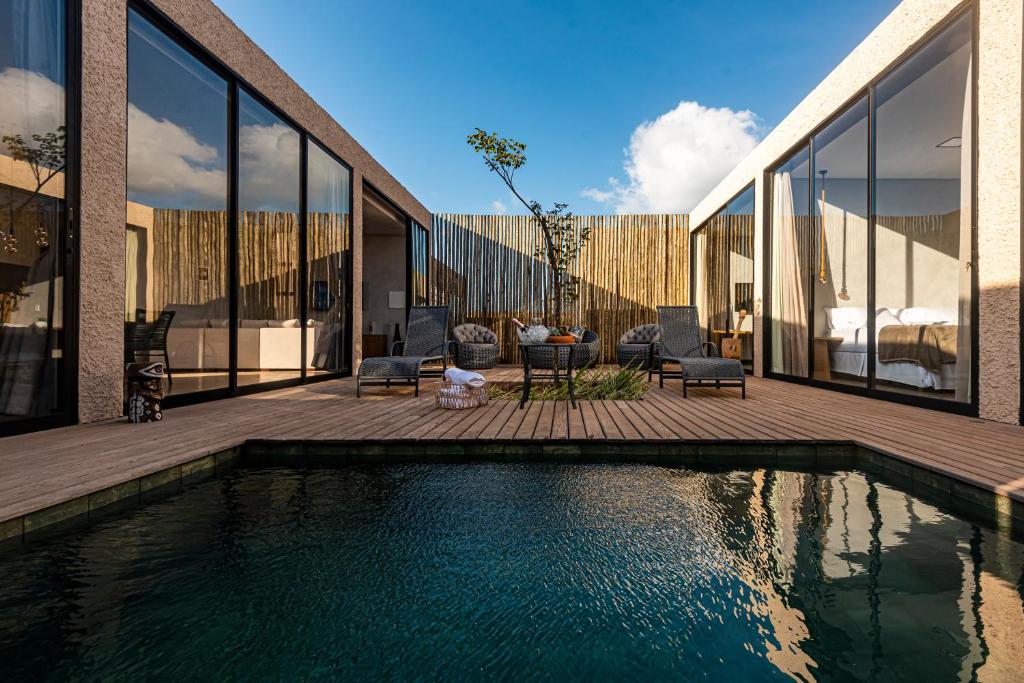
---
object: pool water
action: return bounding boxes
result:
[1,464,1022,681]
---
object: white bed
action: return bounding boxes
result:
[825,306,959,391]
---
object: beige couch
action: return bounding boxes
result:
[167,317,317,371]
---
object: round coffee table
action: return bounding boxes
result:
[518,343,579,409]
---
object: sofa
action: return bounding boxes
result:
[165,307,317,371]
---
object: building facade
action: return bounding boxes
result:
[689,0,1023,424]
[0,0,431,436]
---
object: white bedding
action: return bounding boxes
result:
[824,306,960,391]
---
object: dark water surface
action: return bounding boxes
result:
[1,464,1023,681]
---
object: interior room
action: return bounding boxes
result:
[361,185,408,358]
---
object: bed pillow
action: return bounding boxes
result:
[875,308,902,328]
[825,306,867,331]
[898,307,956,325]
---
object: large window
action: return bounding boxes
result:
[123,12,356,407]
[811,97,868,388]
[237,90,302,387]
[125,8,229,396]
[307,139,351,375]
[874,11,973,403]
[692,185,755,370]
[0,0,70,427]
[769,147,811,378]
[768,8,974,407]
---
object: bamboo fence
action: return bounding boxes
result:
[430,213,689,363]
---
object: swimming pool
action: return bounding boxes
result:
[1,463,1022,680]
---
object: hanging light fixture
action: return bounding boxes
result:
[817,169,828,284]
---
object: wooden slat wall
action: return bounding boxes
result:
[431,213,689,363]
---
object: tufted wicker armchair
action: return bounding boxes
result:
[453,323,500,369]
[616,324,660,369]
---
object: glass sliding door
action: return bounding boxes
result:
[811,97,868,387]
[237,90,302,387]
[725,187,754,369]
[874,10,973,403]
[0,0,69,428]
[410,220,429,306]
[769,146,811,378]
[126,9,229,397]
[765,7,975,411]
[306,139,351,375]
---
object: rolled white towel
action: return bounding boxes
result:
[444,367,486,387]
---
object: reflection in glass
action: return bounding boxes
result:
[769,146,810,377]
[874,11,972,402]
[695,186,754,370]
[237,90,302,386]
[125,9,229,396]
[811,97,868,386]
[306,140,350,375]
[0,0,66,422]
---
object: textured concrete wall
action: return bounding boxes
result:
[688,0,1023,424]
[78,0,127,422]
[976,0,1022,423]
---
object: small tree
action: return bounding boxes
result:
[467,128,590,326]
[2,126,66,253]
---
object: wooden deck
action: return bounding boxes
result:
[2,368,1023,540]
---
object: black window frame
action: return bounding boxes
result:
[689,181,756,373]
[0,0,82,438]
[128,0,357,409]
[761,1,979,417]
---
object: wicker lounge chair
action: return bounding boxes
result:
[654,306,745,398]
[453,323,499,369]
[357,306,452,397]
[616,324,659,369]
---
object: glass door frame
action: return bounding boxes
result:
[761,2,979,416]
[129,0,355,410]
[0,0,82,437]
[689,182,756,373]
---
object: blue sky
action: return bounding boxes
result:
[212,0,899,215]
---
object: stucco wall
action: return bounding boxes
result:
[689,0,1022,423]
[976,0,1023,423]
[78,0,127,423]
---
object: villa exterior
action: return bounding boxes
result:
[1,0,1021,438]
[689,0,1022,424]
[0,0,430,436]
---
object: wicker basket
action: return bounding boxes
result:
[434,380,489,409]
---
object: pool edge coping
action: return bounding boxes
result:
[2,439,1022,548]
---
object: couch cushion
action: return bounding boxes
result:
[454,323,497,344]
[619,324,660,345]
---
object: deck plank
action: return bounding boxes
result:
[2,368,1024,525]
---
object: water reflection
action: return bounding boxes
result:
[0,465,1022,680]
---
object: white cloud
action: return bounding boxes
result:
[127,103,226,207]
[580,186,614,203]
[0,67,64,145]
[238,121,301,211]
[582,100,761,214]
[491,199,508,214]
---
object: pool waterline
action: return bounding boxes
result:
[3,440,1023,550]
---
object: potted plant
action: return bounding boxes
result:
[546,326,575,344]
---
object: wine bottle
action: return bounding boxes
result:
[510,317,526,330]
